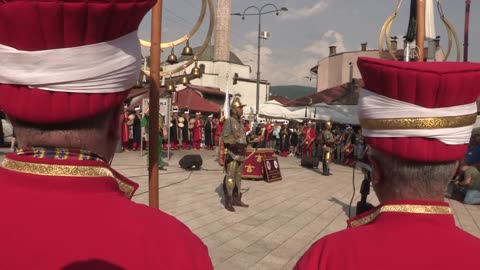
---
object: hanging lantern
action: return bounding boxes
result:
[190,60,202,78]
[166,47,178,64]
[181,69,190,86]
[181,39,194,56]
[167,75,176,92]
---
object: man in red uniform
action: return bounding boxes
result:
[294,57,480,270]
[0,1,213,269]
[302,121,316,157]
[193,112,203,150]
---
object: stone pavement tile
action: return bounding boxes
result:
[249,254,288,270]
[215,243,271,270]
[449,199,480,237]
[201,225,250,249]
[208,242,242,267]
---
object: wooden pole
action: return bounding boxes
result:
[416,0,425,62]
[148,0,163,209]
[464,0,471,62]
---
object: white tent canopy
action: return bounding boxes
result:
[259,101,359,125]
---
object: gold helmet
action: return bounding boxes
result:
[230,96,246,109]
[325,121,333,130]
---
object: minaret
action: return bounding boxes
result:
[214,0,231,62]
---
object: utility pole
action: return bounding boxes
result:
[148,0,163,209]
[464,0,471,62]
[416,0,425,62]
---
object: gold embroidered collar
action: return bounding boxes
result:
[348,203,452,228]
[1,158,136,198]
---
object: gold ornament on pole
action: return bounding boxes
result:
[143,0,215,209]
[140,0,215,77]
[378,0,460,62]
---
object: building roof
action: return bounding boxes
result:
[178,45,244,65]
[126,85,224,113]
[187,85,227,96]
[173,88,222,113]
[285,79,364,107]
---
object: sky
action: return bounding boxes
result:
[138,0,480,87]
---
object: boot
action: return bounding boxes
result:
[322,162,329,176]
[233,191,249,207]
[224,195,235,212]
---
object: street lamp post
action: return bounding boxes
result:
[232,4,287,120]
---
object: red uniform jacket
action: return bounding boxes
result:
[193,118,202,141]
[295,200,480,270]
[303,127,316,146]
[0,151,213,270]
[122,112,129,143]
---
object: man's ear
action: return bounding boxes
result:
[369,156,382,187]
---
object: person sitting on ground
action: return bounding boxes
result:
[451,163,480,205]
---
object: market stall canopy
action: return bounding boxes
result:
[259,101,359,124]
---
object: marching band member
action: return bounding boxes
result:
[204,114,214,150]
[169,106,180,150]
[0,0,212,268]
[181,108,191,149]
[302,121,316,157]
[321,121,335,176]
[192,112,203,150]
[222,96,249,211]
[295,57,480,270]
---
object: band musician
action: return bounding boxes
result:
[342,126,356,166]
[192,112,203,150]
[321,121,335,176]
[222,96,250,212]
[181,108,191,149]
[302,121,316,157]
[170,106,180,150]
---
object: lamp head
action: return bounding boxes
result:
[191,61,202,78]
[181,40,193,56]
[166,48,178,64]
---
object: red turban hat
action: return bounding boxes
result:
[357,57,480,162]
[0,0,155,124]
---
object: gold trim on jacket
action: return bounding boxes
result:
[1,158,135,198]
[348,204,452,228]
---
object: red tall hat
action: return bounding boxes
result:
[0,0,155,124]
[357,57,480,162]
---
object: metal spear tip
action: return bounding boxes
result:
[280,7,288,11]
[231,12,242,16]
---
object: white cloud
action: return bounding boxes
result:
[231,31,319,86]
[304,30,347,58]
[282,0,330,20]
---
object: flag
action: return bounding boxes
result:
[223,74,230,119]
[425,0,436,40]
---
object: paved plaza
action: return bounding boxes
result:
[1,147,480,269]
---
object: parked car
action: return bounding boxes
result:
[1,115,13,145]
